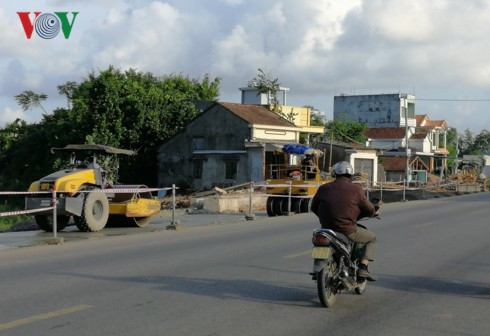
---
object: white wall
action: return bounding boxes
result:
[251,125,299,142]
[348,151,378,184]
[410,138,431,152]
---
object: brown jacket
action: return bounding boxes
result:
[311,176,375,235]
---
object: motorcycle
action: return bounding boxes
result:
[310,198,381,308]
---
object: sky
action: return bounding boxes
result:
[2,0,490,134]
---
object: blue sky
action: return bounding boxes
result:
[2,0,490,134]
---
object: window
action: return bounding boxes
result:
[193,159,203,179]
[225,161,238,180]
[192,137,204,150]
[407,102,415,118]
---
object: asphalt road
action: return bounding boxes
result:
[0,193,489,336]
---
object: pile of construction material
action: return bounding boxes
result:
[189,183,267,214]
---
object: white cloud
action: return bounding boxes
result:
[2,0,490,132]
[89,2,195,73]
[0,107,27,126]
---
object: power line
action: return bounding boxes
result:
[415,98,490,102]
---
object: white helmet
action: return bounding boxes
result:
[332,161,353,177]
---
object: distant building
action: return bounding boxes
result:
[333,93,449,181]
[239,82,289,105]
[158,102,303,190]
[315,139,379,184]
[334,93,416,128]
[240,84,324,141]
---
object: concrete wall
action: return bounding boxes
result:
[334,94,416,128]
[240,87,288,105]
[158,105,261,189]
[251,126,299,142]
[410,138,431,152]
[368,139,403,150]
[190,193,268,213]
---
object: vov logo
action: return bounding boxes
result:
[17,12,79,39]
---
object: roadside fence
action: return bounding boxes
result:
[246,178,478,219]
[0,184,181,239]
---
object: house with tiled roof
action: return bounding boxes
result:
[415,114,449,156]
[158,102,305,190]
[333,93,450,181]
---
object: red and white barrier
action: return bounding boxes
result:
[0,206,54,218]
[0,187,175,219]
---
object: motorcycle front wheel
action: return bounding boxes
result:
[317,259,337,308]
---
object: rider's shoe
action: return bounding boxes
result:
[357,264,379,282]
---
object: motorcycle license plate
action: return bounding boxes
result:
[311,247,331,259]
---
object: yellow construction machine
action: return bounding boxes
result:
[25,144,161,232]
[266,145,334,216]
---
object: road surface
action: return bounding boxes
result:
[1,193,489,335]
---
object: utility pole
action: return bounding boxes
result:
[453,128,459,176]
[403,97,409,201]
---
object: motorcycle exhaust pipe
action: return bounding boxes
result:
[339,267,355,290]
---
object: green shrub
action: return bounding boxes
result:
[0,204,31,231]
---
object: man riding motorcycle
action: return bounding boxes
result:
[311,161,379,281]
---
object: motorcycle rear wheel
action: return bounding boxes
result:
[317,259,337,307]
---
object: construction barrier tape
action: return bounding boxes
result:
[0,206,55,217]
[0,187,176,196]
[77,188,166,194]
[263,194,312,198]
[255,184,322,188]
[0,191,52,195]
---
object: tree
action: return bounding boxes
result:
[252,68,280,106]
[458,128,490,155]
[251,69,297,122]
[303,105,327,126]
[0,67,221,191]
[324,120,368,144]
[459,129,474,154]
[472,130,490,154]
[14,90,48,114]
[57,81,78,109]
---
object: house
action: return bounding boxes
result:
[333,93,449,180]
[239,84,324,143]
[158,102,304,190]
[315,139,379,183]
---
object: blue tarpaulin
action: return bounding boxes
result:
[282,144,311,154]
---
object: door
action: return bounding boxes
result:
[354,158,374,182]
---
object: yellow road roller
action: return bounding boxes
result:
[25,144,161,232]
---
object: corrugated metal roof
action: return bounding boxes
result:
[219,102,297,128]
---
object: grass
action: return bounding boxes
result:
[0,203,32,231]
